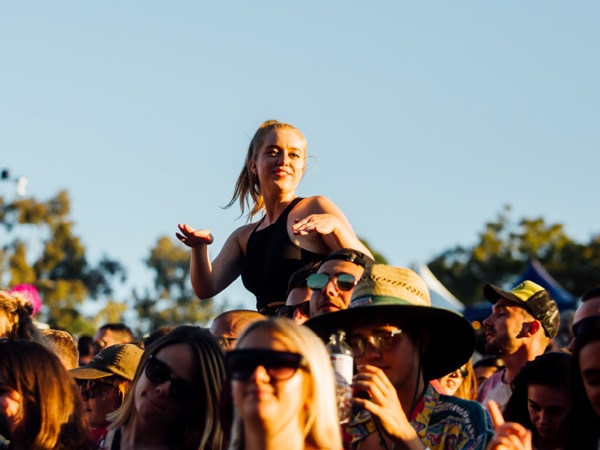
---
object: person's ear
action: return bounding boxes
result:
[528,320,541,336]
[249,160,257,176]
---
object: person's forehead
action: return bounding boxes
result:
[94,328,110,339]
[573,296,600,324]
[318,259,364,275]
[262,128,306,150]
[210,317,235,336]
[494,298,524,312]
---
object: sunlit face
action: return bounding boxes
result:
[309,260,365,317]
[482,299,530,355]
[232,328,309,429]
[579,339,600,419]
[134,343,195,427]
[527,384,570,440]
[438,369,464,396]
[80,379,123,428]
[350,323,420,392]
[474,366,499,387]
[250,128,306,194]
[0,380,22,434]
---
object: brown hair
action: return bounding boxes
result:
[0,290,45,343]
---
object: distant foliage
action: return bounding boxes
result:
[0,191,126,335]
[427,205,600,306]
[133,236,223,335]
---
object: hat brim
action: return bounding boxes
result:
[306,304,475,380]
[69,366,112,380]
[484,284,523,306]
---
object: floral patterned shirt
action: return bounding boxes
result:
[345,383,493,450]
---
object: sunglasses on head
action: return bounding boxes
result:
[278,301,310,319]
[306,273,357,292]
[78,379,118,400]
[225,349,307,381]
[145,354,195,403]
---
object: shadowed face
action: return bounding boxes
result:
[527,383,569,441]
[579,339,600,419]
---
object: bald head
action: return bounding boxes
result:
[210,309,264,350]
[573,286,600,324]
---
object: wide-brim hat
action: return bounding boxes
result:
[306,264,475,380]
[70,343,143,381]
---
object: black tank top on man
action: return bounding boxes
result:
[242,197,324,314]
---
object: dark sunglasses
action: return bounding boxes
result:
[278,301,310,319]
[79,379,118,400]
[145,355,195,403]
[306,273,357,292]
[225,349,307,381]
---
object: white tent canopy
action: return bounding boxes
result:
[418,265,465,312]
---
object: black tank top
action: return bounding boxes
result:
[242,197,324,313]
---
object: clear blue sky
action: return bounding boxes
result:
[2,2,598,313]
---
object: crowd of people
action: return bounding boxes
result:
[1,119,599,449]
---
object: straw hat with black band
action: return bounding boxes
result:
[306,264,475,381]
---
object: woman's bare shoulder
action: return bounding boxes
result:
[295,195,339,212]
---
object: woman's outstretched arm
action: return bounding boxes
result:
[176,223,245,299]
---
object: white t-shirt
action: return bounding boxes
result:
[476,368,512,412]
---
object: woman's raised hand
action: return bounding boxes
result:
[487,400,532,450]
[292,213,341,236]
[176,224,214,248]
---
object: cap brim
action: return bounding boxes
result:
[69,366,112,380]
[306,304,475,380]
[484,284,522,305]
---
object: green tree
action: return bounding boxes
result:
[0,190,126,335]
[427,205,600,306]
[360,238,388,264]
[133,236,222,335]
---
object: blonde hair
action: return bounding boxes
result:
[228,317,342,450]
[453,359,478,401]
[225,120,307,220]
[0,290,45,343]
